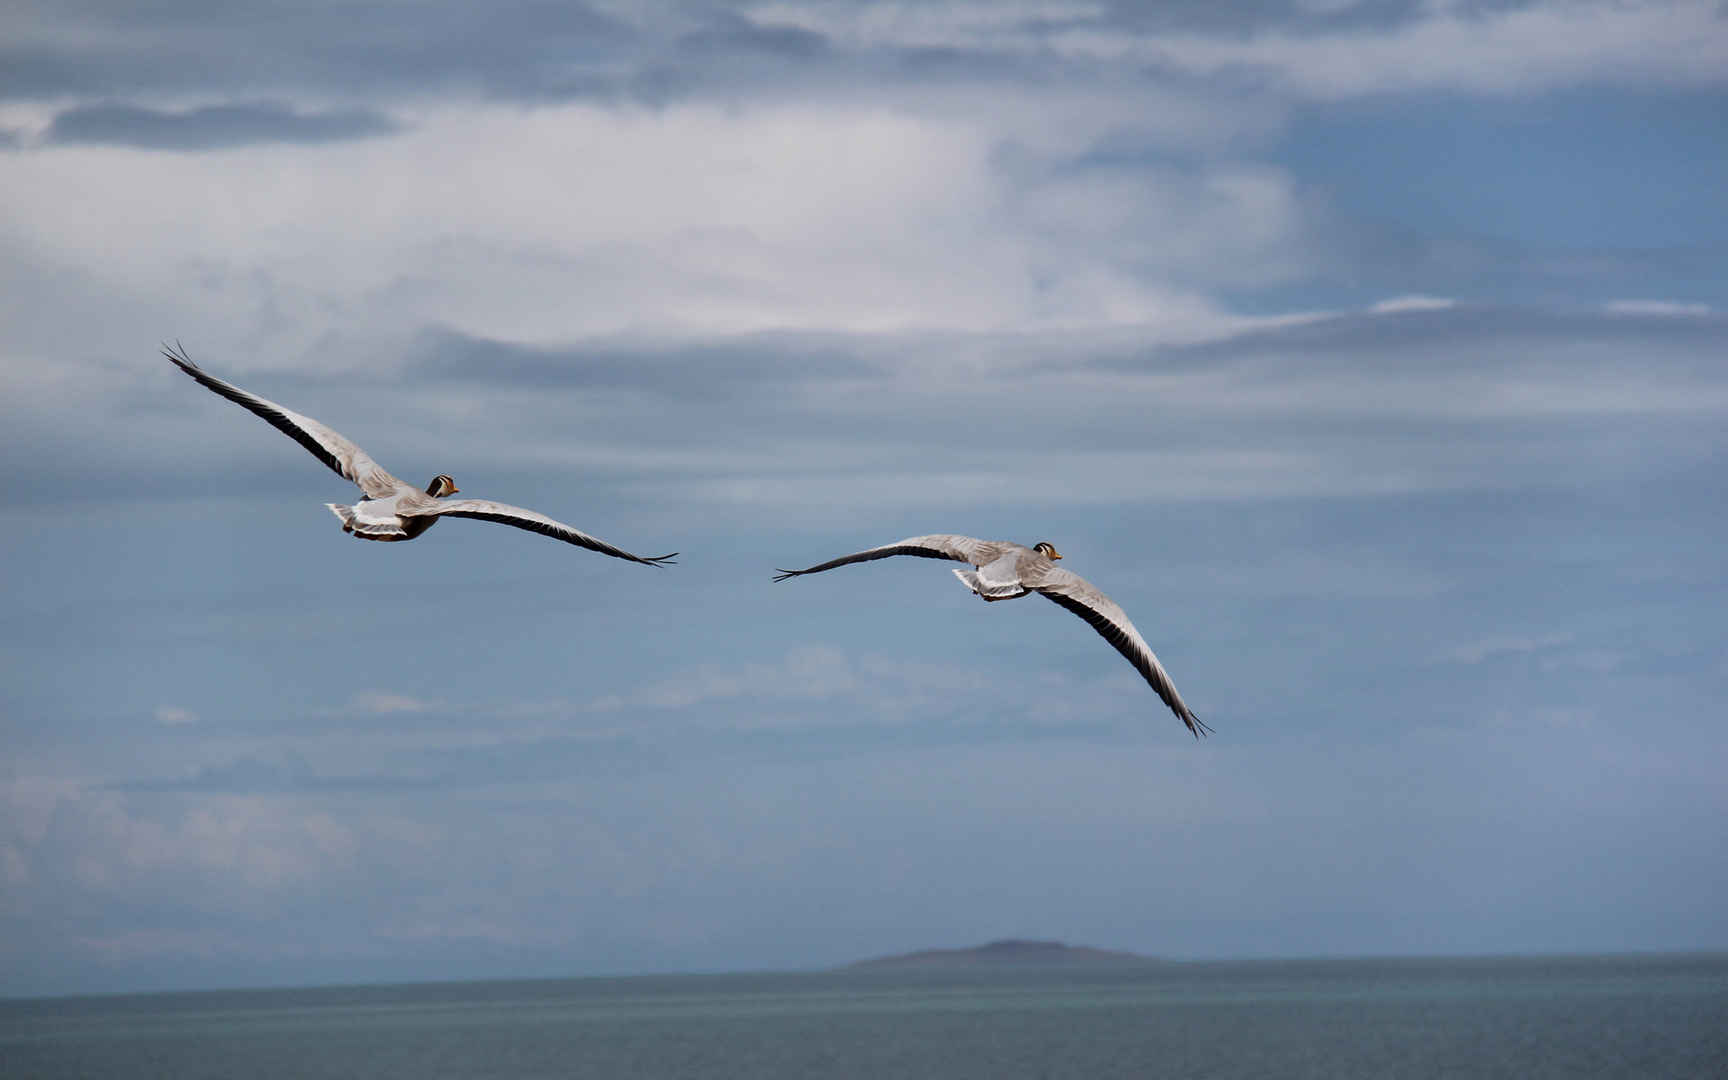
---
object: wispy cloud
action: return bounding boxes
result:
[114,754,443,794]
[73,928,277,960]
[1604,299,1715,317]
[8,296,1725,522]
[1050,0,1728,97]
[8,0,1725,119]
[349,691,440,715]
[7,782,367,894]
[1436,633,1573,666]
[153,705,198,726]
[1538,650,1624,674]
[580,643,1029,730]
[585,645,863,713]
[1369,294,1454,313]
[43,101,401,151]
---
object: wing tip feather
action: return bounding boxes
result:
[161,339,196,370]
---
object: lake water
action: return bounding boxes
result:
[3,954,1724,1078]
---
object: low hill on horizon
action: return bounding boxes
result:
[846,939,1163,970]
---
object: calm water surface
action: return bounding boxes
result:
[3,955,1724,1079]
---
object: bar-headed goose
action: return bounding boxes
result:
[163,344,675,566]
[775,535,1207,736]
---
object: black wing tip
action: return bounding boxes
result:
[641,552,679,566]
[1184,711,1214,739]
[161,339,197,369]
[772,568,804,582]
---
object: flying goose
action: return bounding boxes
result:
[775,535,1208,737]
[163,343,675,566]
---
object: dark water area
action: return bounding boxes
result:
[3,954,1725,1078]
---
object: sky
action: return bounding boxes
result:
[2,0,1726,997]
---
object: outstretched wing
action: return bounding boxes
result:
[163,343,401,498]
[773,534,998,581]
[1034,567,1210,738]
[404,498,676,566]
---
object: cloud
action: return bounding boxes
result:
[0,1,638,103]
[1434,637,1628,678]
[680,9,832,58]
[747,0,1441,57]
[105,732,674,794]
[12,781,367,894]
[349,691,439,715]
[1008,161,1316,291]
[1050,0,1728,98]
[577,644,1006,727]
[115,754,374,794]
[412,326,887,397]
[73,927,272,960]
[1538,650,1623,674]
[1369,294,1454,313]
[0,95,1309,390]
[153,705,199,726]
[43,101,401,150]
[1604,299,1715,317]
[5,0,1723,120]
[1436,633,1574,665]
[16,715,1727,994]
[586,645,862,712]
[6,291,1726,523]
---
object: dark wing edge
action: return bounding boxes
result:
[432,507,676,566]
[161,341,365,488]
[1039,589,1212,739]
[772,535,981,582]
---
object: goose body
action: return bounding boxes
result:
[163,344,675,566]
[775,534,1208,737]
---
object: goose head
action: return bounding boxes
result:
[426,474,460,497]
[1032,541,1062,560]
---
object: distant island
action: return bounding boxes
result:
[847,939,1163,970]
